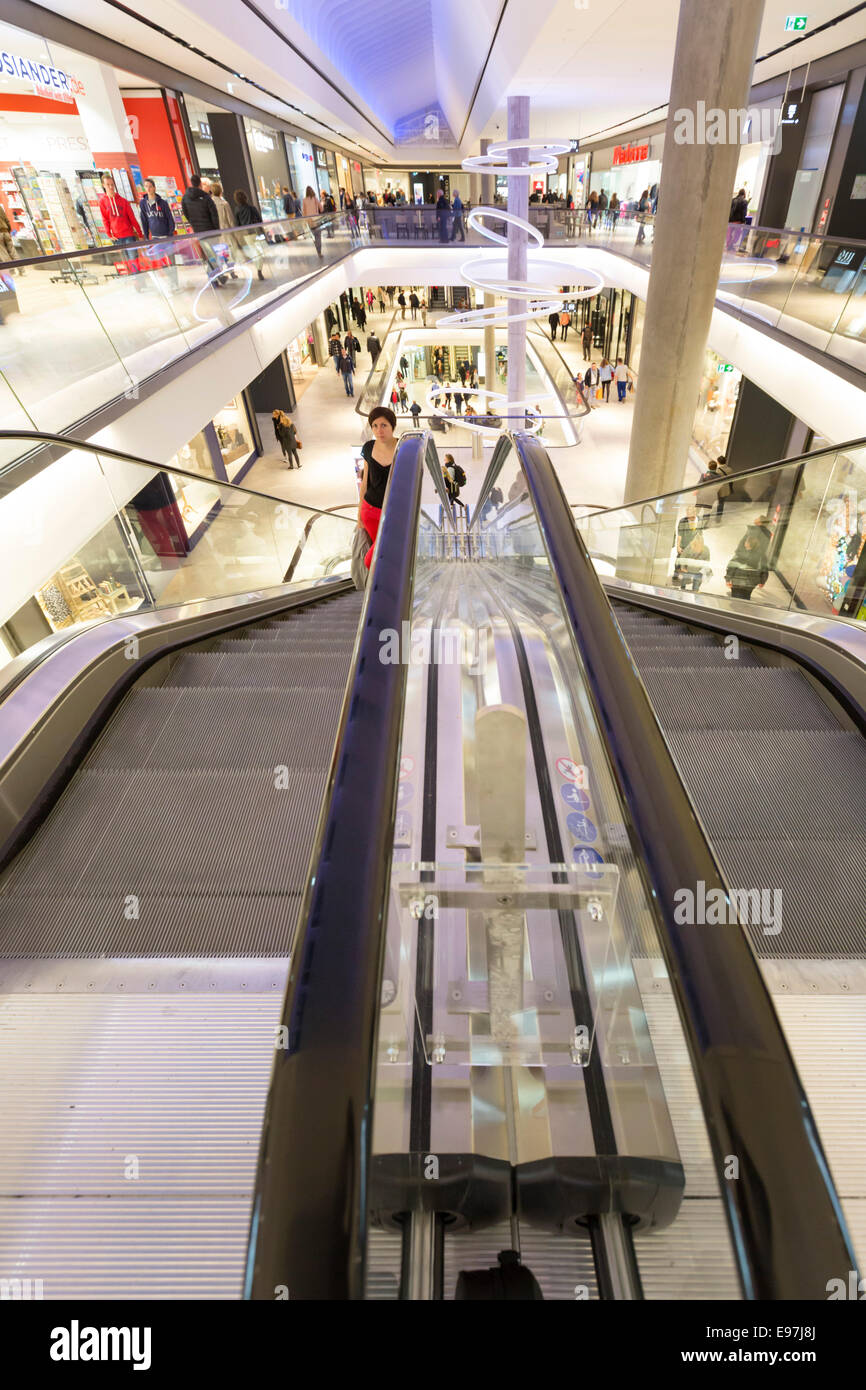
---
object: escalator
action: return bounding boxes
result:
[1,426,863,1302]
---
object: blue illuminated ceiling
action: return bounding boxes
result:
[278,0,441,138]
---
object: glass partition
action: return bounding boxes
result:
[0,212,365,445]
[576,441,866,622]
[0,436,354,676]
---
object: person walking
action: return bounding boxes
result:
[210,181,234,231]
[181,173,218,235]
[635,189,650,245]
[365,288,374,312]
[410,399,422,426]
[559,306,571,341]
[548,309,560,340]
[273,409,301,468]
[599,358,613,402]
[99,171,144,285]
[386,286,395,306]
[399,383,409,411]
[583,360,600,407]
[614,357,631,401]
[233,189,265,278]
[727,187,749,250]
[0,201,16,264]
[378,289,386,313]
[598,189,608,226]
[367,330,382,364]
[356,301,367,331]
[282,186,301,218]
[409,290,420,319]
[421,297,428,326]
[400,353,410,376]
[436,188,450,243]
[581,322,593,360]
[609,192,620,231]
[338,347,355,396]
[398,290,407,319]
[450,190,466,241]
[302,185,323,255]
[358,406,399,571]
[329,330,343,373]
[138,177,178,288]
[344,328,361,366]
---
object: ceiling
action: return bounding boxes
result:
[26,0,866,162]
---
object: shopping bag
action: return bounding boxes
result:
[596,386,603,400]
[351,525,371,590]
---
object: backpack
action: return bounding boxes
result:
[452,464,467,488]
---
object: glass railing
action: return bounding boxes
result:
[0,212,365,457]
[0,432,354,678]
[360,205,866,365]
[576,439,866,622]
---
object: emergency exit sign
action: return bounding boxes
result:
[785,15,808,30]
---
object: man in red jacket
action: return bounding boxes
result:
[98,172,143,282]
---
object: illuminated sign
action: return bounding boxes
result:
[613,142,648,165]
[716,362,734,373]
[784,15,808,31]
[569,139,580,153]
[0,49,80,102]
[198,120,212,140]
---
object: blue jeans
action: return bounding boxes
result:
[343,373,354,395]
[617,380,627,401]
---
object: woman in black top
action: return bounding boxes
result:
[358,406,398,571]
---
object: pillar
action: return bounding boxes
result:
[623,0,765,501]
[483,294,496,394]
[506,96,529,414]
[479,138,495,208]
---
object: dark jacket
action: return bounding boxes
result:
[729,194,748,223]
[726,527,770,589]
[338,353,354,376]
[329,335,342,358]
[139,193,174,240]
[367,333,381,359]
[235,200,262,226]
[181,185,218,233]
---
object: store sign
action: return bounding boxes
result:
[315,147,327,167]
[569,139,580,152]
[780,102,800,124]
[835,249,857,267]
[251,130,274,153]
[1,50,81,102]
[198,120,212,140]
[784,15,808,31]
[613,142,648,165]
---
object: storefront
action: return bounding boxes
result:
[243,116,290,221]
[590,137,662,210]
[0,16,196,252]
[214,394,255,480]
[289,135,316,199]
[167,393,257,534]
[692,348,742,465]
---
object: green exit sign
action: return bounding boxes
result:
[717,363,734,373]
[785,14,808,30]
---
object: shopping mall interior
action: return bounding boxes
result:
[0,0,865,1327]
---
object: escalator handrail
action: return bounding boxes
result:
[512,428,859,1300]
[575,435,866,520]
[467,433,513,533]
[0,429,356,524]
[244,431,425,1301]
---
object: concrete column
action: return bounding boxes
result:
[623,0,765,501]
[506,96,529,414]
[479,138,495,208]
[483,294,496,394]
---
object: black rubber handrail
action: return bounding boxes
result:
[244,431,425,1300]
[512,429,859,1299]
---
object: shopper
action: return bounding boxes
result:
[367,330,382,364]
[378,289,386,313]
[409,290,420,319]
[338,347,355,396]
[139,179,174,240]
[635,190,650,245]
[344,329,361,366]
[99,172,141,248]
[614,358,631,401]
[356,302,367,331]
[234,189,265,279]
[559,306,571,341]
[365,288,374,311]
[725,524,770,601]
[548,310,560,340]
[181,174,218,234]
[581,322,593,359]
[729,188,749,223]
[386,286,395,306]
[398,290,407,319]
[583,361,600,400]
[450,190,466,241]
[443,454,467,511]
[410,399,422,426]
[281,411,302,468]
[0,202,15,263]
[436,188,450,243]
[673,532,711,592]
[421,297,428,326]
[609,192,620,230]
[597,358,612,402]
[358,406,399,570]
[329,330,343,372]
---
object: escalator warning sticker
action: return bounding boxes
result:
[567,812,597,843]
[560,784,590,812]
[399,755,415,779]
[397,782,413,806]
[573,846,603,867]
[556,757,588,787]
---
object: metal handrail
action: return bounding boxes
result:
[244,431,426,1300]
[6,210,357,271]
[512,428,859,1299]
[579,436,866,519]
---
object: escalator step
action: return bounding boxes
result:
[637,668,839,731]
[166,652,351,688]
[665,729,866,836]
[633,647,763,668]
[712,836,866,958]
[0,767,328,897]
[0,890,303,957]
[87,686,343,770]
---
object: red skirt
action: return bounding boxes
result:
[360,498,381,570]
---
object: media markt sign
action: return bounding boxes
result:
[784,14,808,30]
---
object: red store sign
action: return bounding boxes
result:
[613,142,649,165]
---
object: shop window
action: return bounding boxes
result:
[35,516,145,632]
[693,349,741,464]
[166,429,219,532]
[215,396,254,480]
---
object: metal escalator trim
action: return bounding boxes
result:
[244,433,427,1301]
[512,430,859,1300]
[468,433,516,535]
